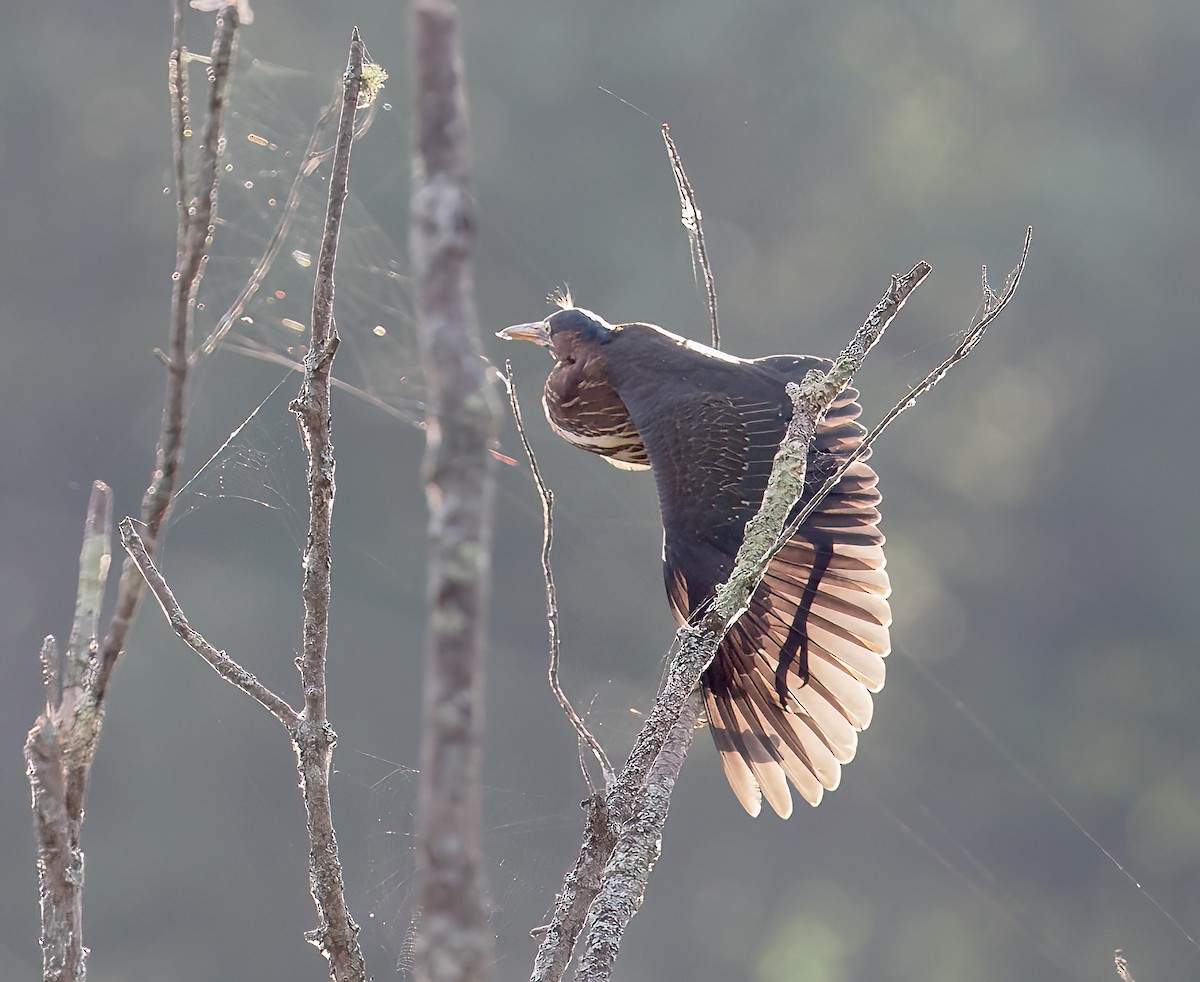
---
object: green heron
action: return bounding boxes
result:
[499,304,890,818]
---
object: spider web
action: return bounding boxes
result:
[169,49,422,533]
[197,53,421,421]
[164,48,581,976]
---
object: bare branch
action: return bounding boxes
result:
[118,519,300,727]
[784,227,1032,544]
[121,32,375,980]
[96,1,240,703]
[535,256,954,982]
[410,2,498,980]
[530,786,615,981]
[573,691,702,982]
[26,719,77,982]
[285,28,368,982]
[26,8,243,976]
[502,360,614,786]
[661,124,719,349]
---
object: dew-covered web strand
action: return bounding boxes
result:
[900,647,1200,959]
[162,50,426,536]
[191,95,337,361]
[168,373,306,546]
[175,373,291,503]
[192,63,385,361]
[169,50,582,566]
[189,50,424,426]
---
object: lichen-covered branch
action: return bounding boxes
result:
[573,691,702,982]
[409,3,498,981]
[534,260,944,982]
[552,231,1031,980]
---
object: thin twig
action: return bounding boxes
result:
[780,227,1032,547]
[532,127,714,980]
[535,137,758,981]
[96,2,240,702]
[119,519,300,725]
[661,124,719,349]
[27,9,241,978]
[123,31,374,981]
[502,361,615,786]
[286,28,367,982]
[410,3,498,980]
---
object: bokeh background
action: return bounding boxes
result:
[3,1,1199,980]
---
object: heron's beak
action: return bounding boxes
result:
[496,321,551,345]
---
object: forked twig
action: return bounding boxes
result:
[26,8,241,979]
[662,124,719,349]
[502,361,615,787]
[124,29,372,981]
[537,229,1035,980]
[779,226,1033,548]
